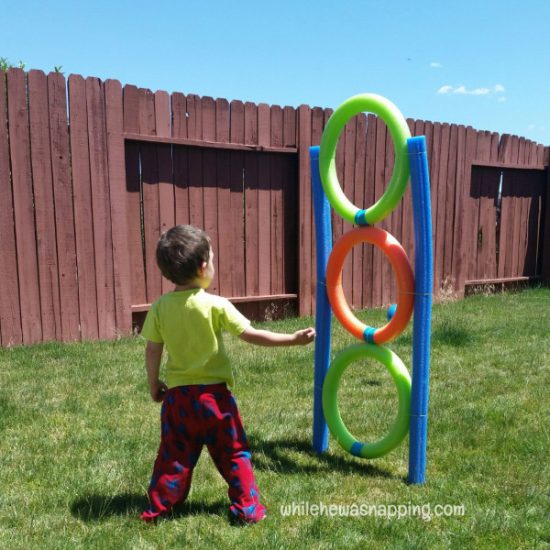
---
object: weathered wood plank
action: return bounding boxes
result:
[28,70,60,342]
[0,70,22,346]
[8,68,42,344]
[86,77,116,338]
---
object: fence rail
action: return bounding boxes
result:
[0,68,548,346]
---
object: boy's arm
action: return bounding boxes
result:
[145,340,168,402]
[239,326,315,347]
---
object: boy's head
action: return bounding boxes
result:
[156,225,213,287]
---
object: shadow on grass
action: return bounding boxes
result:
[248,435,396,479]
[70,493,227,522]
[70,437,396,522]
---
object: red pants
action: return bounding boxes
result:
[141,384,265,523]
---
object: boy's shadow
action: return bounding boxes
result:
[70,436,395,522]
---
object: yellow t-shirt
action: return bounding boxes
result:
[141,289,251,388]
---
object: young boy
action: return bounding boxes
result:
[140,225,315,523]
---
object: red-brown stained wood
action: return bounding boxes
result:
[363,115,378,308]
[201,97,219,294]
[372,116,387,307]
[283,106,295,148]
[427,122,441,294]
[215,98,232,297]
[155,91,175,295]
[400,119,416,278]
[541,154,550,281]
[310,107,325,312]
[86,77,117,339]
[298,105,312,315]
[270,106,284,295]
[172,92,188,139]
[462,128,479,285]
[442,124,458,282]
[352,113,367,308]
[451,125,467,293]
[342,116,356,308]
[332,109,346,272]
[49,72,80,341]
[229,100,246,298]
[69,75,99,339]
[104,79,132,335]
[138,88,161,302]
[0,70,22,346]
[172,93,190,227]
[123,85,147,308]
[382,122,395,307]
[281,107,298,299]
[257,104,271,296]
[243,102,259,297]
[28,70,60,342]
[7,68,42,344]
[434,123,451,291]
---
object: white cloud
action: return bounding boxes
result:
[436,84,506,99]
[497,97,507,103]
[437,85,453,94]
[430,62,443,68]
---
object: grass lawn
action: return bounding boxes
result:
[0,288,549,549]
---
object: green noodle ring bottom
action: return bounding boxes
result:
[322,343,411,458]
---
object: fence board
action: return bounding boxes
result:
[28,70,60,342]
[298,105,312,315]
[86,77,116,338]
[450,125,466,291]
[69,75,99,338]
[215,98,232,297]
[258,104,271,296]
[229,100,246,298]
[380,122,396,306]
[123,85,147,308]
[172,93,190,229]
[105,79,132,334]
[8,68,42,344]
[270,106,284,295]
[138,88,161,302]
[352,114,367,308]
[155,90,175,295]
[244,103,259,297]
[342,116,356,307]
[361,115,377,308]
[0,70,22,346]
[201,97,219,295]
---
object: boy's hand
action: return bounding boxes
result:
[149,380,168,402]
[293,327,316,345]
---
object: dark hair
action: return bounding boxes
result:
[156,225,211,285]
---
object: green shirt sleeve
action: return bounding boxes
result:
[218,298,251,336]
[141,302,164,343]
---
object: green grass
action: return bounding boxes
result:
[1,288,549,549]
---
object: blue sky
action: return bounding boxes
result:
[2,0,549,144]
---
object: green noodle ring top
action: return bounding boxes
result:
[319,94,411,226]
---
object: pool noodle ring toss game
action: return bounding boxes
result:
[311,93,433,484]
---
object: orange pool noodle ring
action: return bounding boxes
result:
[326,227,414,344]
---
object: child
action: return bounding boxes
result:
[140,225,315,524]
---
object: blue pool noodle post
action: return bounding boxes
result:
[310,146,332,453]
[407,136,433,484]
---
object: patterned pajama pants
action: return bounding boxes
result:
[141,384,265,523]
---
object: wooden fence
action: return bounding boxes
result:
[0,67,548,346]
